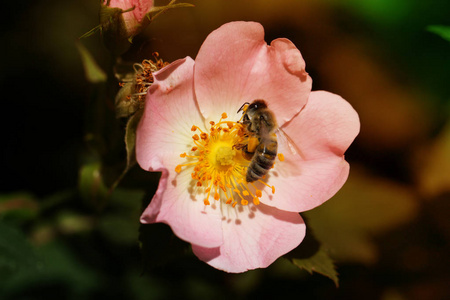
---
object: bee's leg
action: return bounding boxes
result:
[233,143,255,160]
[232,143,247,150]
[243,139,258,161]
[246,137,259,153]
[242,148,254,160]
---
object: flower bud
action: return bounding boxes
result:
[100,0,154,54]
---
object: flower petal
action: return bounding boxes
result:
[282,91,360,160]
[137,57,203,171]
[264,155,350,212]
[136,57,223,247]
[192,204,305,273]
[140,166,223,248]
[194,21,312,126]
[260,91,360,212]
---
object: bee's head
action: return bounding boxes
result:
[238,99,267,114]
[248,99,267,112]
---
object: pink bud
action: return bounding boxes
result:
[100,0,154,54]
[104,0,154,36]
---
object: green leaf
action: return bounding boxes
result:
[115,82,140,118]
[2,241,98,299]
[76,42,107,83]
[78,162,109,210]
[0,221,41,285]
[290,246,339,286]
[427,25,450,42]
[0,193,38,224]
[147,2,195,19]
[125,109,142,169]
[79,25,102,39]
[98,189,144,245]
[285,229,339,286]
[108,109,143,193]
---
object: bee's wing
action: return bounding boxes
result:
[275,127,304,159]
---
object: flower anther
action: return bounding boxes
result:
[175,113,275,208]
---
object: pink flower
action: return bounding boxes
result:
[136,22,360,272]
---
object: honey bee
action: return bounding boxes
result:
[236,100,278,183]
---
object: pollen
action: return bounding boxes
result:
[174,112,278,208]
[278,153,285,161]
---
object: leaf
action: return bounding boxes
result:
[98,189,144,245]
[291,247,339,286]
[78,162,109,210]
[76,42,107,83]
[125,110,142,169]
[0,193,38,224]
[427,25,450,42]
[107,109,143,193]
[2,241,98,299]
[79,25,102,39]
[285,229,339,286]
[147,2,195,18]
[0,221,41,277]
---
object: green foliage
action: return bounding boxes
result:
[285,229,339,286]
[78,162,109,209]
[0,193,38,224]
[76,42,107,83]
[0,221,41,280]
[427,25,450,42]
[98,188,144,244]
[125,110,142,170]
[146,1,195,24]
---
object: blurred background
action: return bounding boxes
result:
[1,0,449,299]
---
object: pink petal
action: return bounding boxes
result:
[137,57,203,171]
[194,21,312,125]
[192,204,305,273]
[282,91,360,160]
[260,91,360,212]
[132,0,153,22]
[263,155,350,212]
[136,57,223,248]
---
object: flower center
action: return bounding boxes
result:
[214,145,236,167]
[175,112,276,207]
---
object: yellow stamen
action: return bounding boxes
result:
[174,111,278,208]
[278,153,285,161]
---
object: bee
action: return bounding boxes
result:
[236,99,278,183]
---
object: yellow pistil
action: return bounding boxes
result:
[175,112,279,207]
